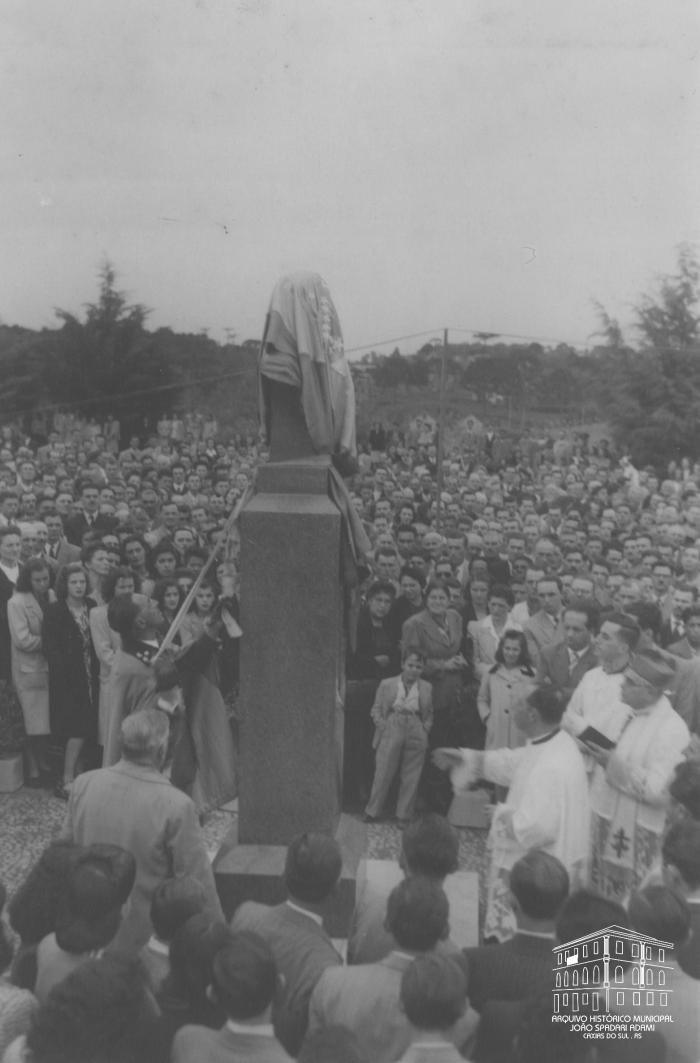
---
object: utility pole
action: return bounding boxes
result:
[435,328,448,531]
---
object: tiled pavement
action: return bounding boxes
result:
[0,788,489,928]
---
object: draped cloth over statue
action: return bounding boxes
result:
[259,271,357,460]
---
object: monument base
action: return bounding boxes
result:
[356,859,480,948]
[213,814,366,939]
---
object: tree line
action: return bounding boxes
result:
[360,245,700,469]
[1,248,698,468]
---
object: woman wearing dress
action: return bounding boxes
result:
[8,559,55,787]
[402,579,467,812]
[89,566,141,752]
[469,584,519,680]
[173,577,237,815]
[43,562,98,800]
[477,630,535,751]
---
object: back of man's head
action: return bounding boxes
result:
[284,833,342,906]
[400,954,466,1032]
[212,933,277,1021]
[525,686,565,728]
[56,854,126,954]
[402,815,459,881]
[120,709,169,766]
[509,850,569,923]
[662,818,700,892]
[628,886,691,948]
[670,759,700,819]
[150,876,205,942]
[386,877,449,953]
[556,889,627,945]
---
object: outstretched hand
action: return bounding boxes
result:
[432,748,464,772]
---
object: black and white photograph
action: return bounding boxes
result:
[0,2,699,1061]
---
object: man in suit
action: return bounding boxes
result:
[63,481,117,546]
[651,560,675,622]
[659,584,697,649]
[523,576,565,668]
[668,603,700,660]
[347,814,459,966]
[307,878,478,1063]
[172,932,291,1063]
[60,709,223,954]
[230,833,343,1057]
[397,954,469,1063]
[536,600,599,704]
[458,849,569,1062]
[364,651,433,825]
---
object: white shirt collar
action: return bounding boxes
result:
[226,1020,274,1037]
[145,936,169,956]
[285,899,323,926]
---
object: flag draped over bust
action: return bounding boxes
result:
[258,271,357,460]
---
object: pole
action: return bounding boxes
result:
[435,328,448,531]
[153,485,251,661]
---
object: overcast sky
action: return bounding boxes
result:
[2,0,699,355]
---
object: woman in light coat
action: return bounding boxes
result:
[8,558,56,785]
[89,567,144,751]
[477,629,535,752]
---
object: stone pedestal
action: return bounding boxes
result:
[237,458,344,845]
[0,753,23,793]
[355,859,480,947]
[219,378,363,930]
[214,814,365,939]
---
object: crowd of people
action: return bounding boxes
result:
[1,407,700,1060]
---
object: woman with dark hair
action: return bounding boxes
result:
[89,566,141,752]
[461,574,490,627]
[477,629,535,751]
[345,580,401,808]
[121,533,153,598]
[4,954,163,1063]
[153,578,183,631]
[43,562,99,800]
[8,559,55,786]
[156,914,230,1045]
[402,580,468,812]
[179,577,220,644]
[469,583,518,680]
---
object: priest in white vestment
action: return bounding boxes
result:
[562,611,640,775]
[433,686,589,942]
[588,646,689,903]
